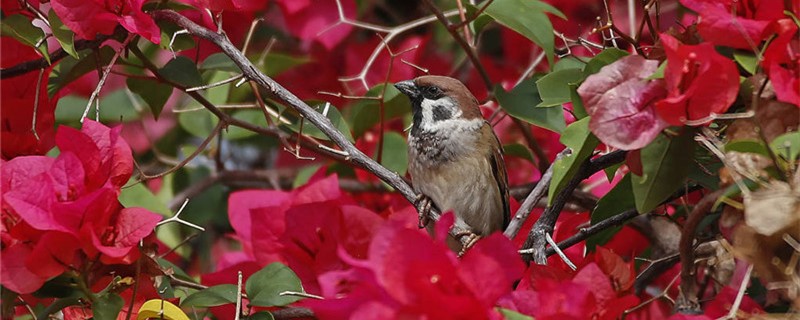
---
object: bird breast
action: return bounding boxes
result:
[407,122,504,235]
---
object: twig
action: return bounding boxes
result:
[545,232,576,270]
[421,0,492,90]
[156,199,205,231]
[136,121,224,182]
[504,149,569,239]
[150,10,474,243]
[330,0,459,90]
[718,264,753,320]
[545,208,639,257]
[1,31,118,79]
[186,74,245,92]
[279,291,323,300]
[31,68,45,140]
[522,150,627,264]
[676,190,724,314]
[234,271,242,320]
[81,35,133,123]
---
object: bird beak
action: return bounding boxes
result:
[394,80,418,99]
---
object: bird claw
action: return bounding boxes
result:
[414,194,433,229]
[455,231,481,257]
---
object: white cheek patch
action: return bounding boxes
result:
[420,97,461,125]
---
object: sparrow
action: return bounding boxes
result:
[394,75,509,252]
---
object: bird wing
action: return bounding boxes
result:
[486,124,511,229]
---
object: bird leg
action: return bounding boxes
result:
[414,194,433,229]
[454,231,481,257]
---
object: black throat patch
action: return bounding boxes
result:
[432,105,452,122]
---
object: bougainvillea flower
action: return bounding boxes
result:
[501,248,639,319]
[1,120,161,293]
[655,34,739,126]
[50,0,161,44]
[305,214,525,319]
[679,0,785,49]
[579,55,668,150]
[1,37,56,159]
[275,0,355,50]
[179,0,269,12]
[762,20,800,107]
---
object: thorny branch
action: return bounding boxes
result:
[522,150,627,264]
[148,10,473,242]
[675,190,724,314]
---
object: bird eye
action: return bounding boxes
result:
[423,86,442,99]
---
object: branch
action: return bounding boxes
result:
[504,148,570,239]
[544,208,638,256]
[420,0,492,90]
[522,150,627,264]
[675,190,723,314]
[149,10,472,242]
[1,30,119,79]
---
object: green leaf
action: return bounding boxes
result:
[258,53,311,77]
[548,118,599,204]
[347,84,411,138]
[127,78,173,119]
[503,143,535,163]
[587,175,635,249]
[200,53,240,73]
[466,4,495,35]
[646,61,667,80]
[182,284,239,307]
[248,312,275,320]
[179,110,218,138]
[485,0,565,66]
[293,165,322,188]
[536,68,585,107]
[48,11,78,59]
[495,78,565,133]
[92,293,124,320]
[497,308,534,320]
[632,131,695,213]
[583,48,629,76]
[733,51,758,75]
[245,262,304,307]
[724,140,769,156]
[158,21,196,52]
[54,90,141,123]
[227,109,268,140]
[378,132,408,176]
[159,56,204,88]
[282,102,354,143]
[119,182,171,216]
[48,47,116,97]
[771,131,800,162]
[1,14,49,64]
[569,83,588,119]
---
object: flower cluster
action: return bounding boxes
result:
[1,120,161,294]
[579,0,797,150]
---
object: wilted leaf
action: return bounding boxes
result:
[137,299,189,320]
[744,180,800,236]
[578,55,668,150]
